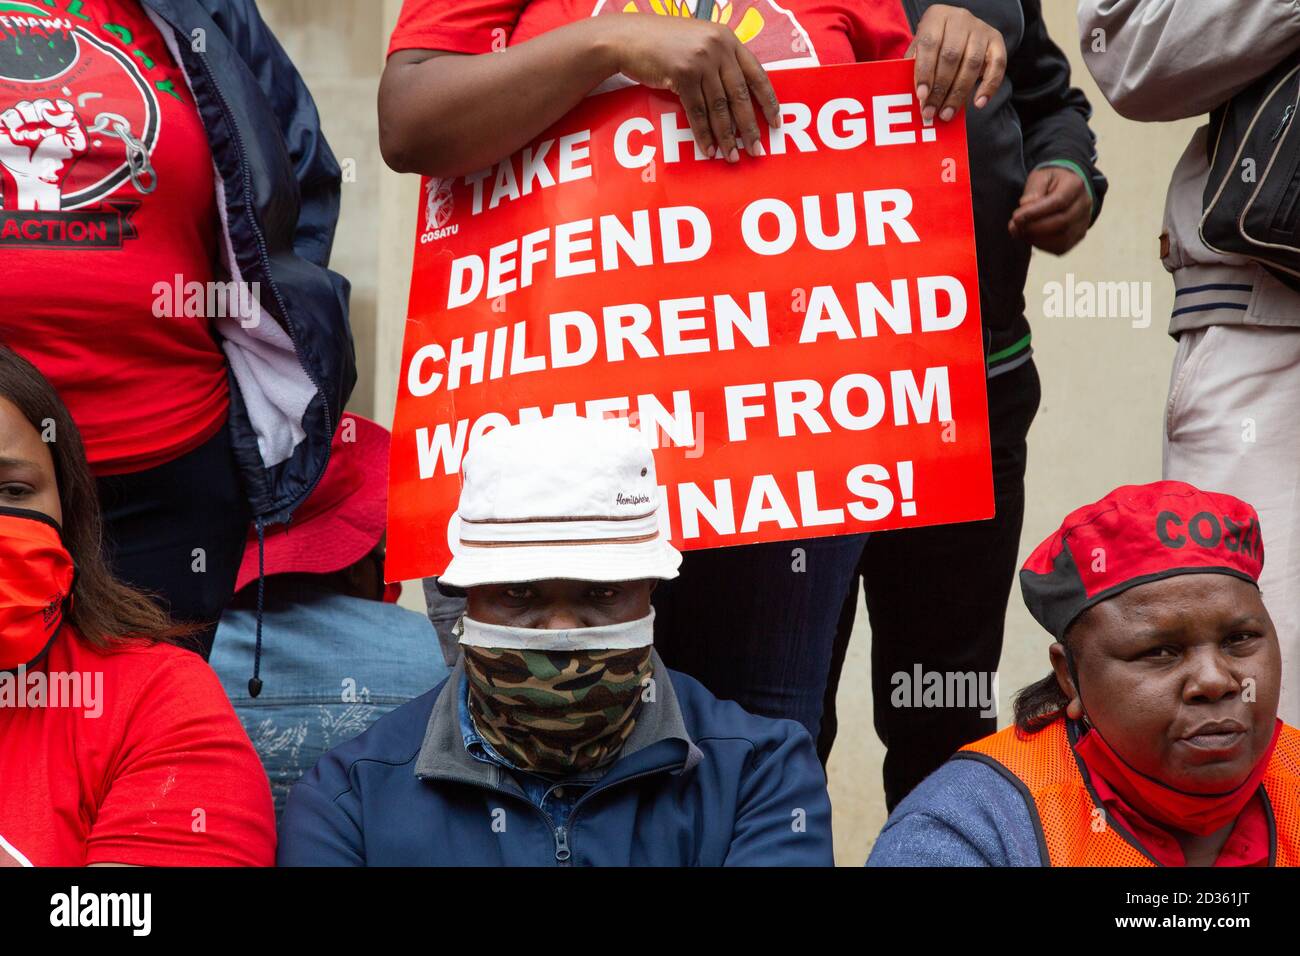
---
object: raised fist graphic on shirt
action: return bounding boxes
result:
[0,98,88,211]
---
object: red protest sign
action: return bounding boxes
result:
[386,58,992,583]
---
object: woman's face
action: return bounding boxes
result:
[1053,573,1280,793]
[0,397,61,525]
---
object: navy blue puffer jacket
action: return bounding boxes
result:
[141,0,356,525]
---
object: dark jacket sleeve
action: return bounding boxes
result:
[199,0,343,268]
[1009,0,1108,222]
[278,759,367,866]
[723,722,835,866]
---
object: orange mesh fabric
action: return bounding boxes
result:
[1269,725,1300,867]
[962,720,1300,867]
[962,721,1151,866]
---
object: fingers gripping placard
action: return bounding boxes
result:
[387,59,992,582]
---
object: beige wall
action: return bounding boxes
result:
[254,1,381,420]
[259,0,1197,864]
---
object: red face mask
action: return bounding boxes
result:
[1075,718,1282,837]
[0,508,76,672]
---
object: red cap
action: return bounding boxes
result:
[235,413,389,592]
[1020,481,1264,639]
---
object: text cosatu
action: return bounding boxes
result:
[386,60,993,582]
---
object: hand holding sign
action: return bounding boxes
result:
[605,13,781,163]
[907,4,1008,120]
[387,59,993,583]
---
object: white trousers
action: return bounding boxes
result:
[1164,324,1300,724]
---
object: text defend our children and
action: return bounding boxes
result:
[386,59,993,582]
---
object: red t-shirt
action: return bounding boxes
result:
[0,630,275,867]
[0,1,229,475]
[389,0,913,68]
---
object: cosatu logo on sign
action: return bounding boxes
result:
[386,58,992,582]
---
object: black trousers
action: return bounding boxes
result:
[96,419,252,659]
[652,533,868,741]
[819,358,1041,810]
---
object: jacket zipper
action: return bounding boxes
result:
[1245,71,1300,257]
[419,758,686,865]
[552,825,571,864]
[1202,62,1300,275]
[417,774,572,865]
[1201,66,1299,249]
[557,764,686,861]
[1270,98,1300,232]
[1272,103,1296,142]
[187,36,334,522]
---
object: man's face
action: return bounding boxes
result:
[1054,574,1281,793]
[467,578,655,629]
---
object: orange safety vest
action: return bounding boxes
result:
[957,718,1300,866]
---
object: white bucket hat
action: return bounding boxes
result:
[439,416,683,587]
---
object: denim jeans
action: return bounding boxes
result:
[650,534,869,740]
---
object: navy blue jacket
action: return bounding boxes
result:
[278,656,834,866]
[140,0,355,524]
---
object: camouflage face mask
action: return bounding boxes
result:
[462,644,653,777]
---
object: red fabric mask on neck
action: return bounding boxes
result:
[0,508,76,671]
[1074,719,1282,837]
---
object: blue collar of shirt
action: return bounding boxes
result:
[458,671,520,771]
